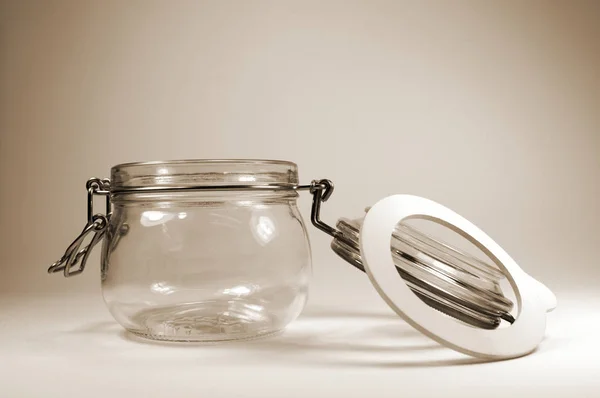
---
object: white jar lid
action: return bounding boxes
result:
[359,194,556,360]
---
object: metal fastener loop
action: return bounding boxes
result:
[48,178,111,277]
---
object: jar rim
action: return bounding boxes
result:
[113,158,297,169]
[110,159,299,192]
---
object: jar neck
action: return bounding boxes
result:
[111,159,299,193]
[111,190,299,206]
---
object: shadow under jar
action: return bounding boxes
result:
[101,160,311,342]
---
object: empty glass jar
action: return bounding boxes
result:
[51,160,312,341]
[48,158,555,359]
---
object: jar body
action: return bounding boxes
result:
[100,164,311,341]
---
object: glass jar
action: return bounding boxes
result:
[56,160,311,341]
[48,158,555,359]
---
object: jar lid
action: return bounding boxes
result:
[353,194,556,360]
[110,159,299,193]
[298,179,555,359]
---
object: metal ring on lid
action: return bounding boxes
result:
[331,217,515,329]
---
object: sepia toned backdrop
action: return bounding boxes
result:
[1,0,598,300]
[1,2,600,398]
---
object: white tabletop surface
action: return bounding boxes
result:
[1,287,598,398]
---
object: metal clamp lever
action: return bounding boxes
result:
[47,178,111,277]
[295,179,341,239]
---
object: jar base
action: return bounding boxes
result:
[127,327,283,343]
[122,301,285,342]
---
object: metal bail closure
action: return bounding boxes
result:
[48,178,110,277]
[359,195,556,360]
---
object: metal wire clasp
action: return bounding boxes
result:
[296,179,341,239]
[48,178,111,277]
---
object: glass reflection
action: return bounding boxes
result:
[250,213,277,245]
[140,210,176,227]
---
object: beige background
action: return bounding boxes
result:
[1,0,598,298]
[1,2,600,397]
